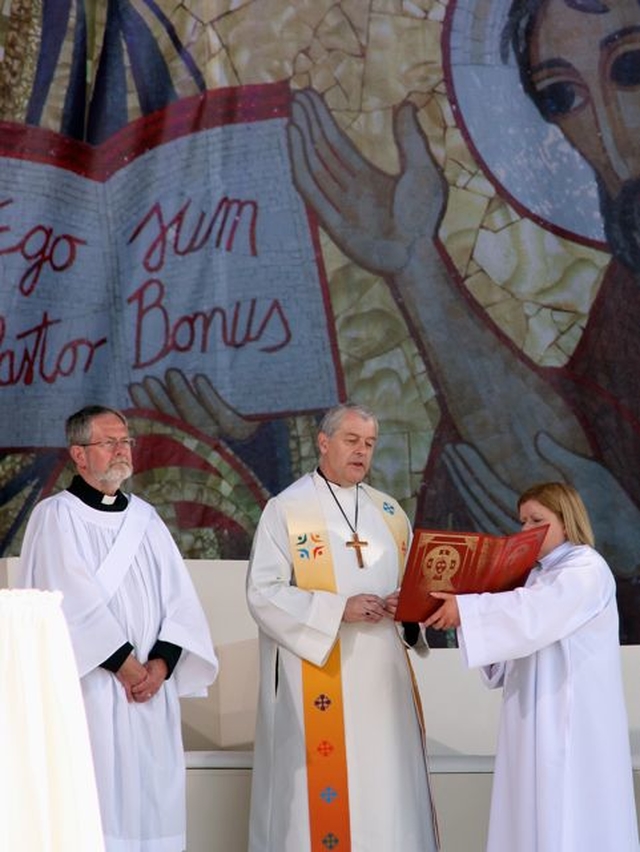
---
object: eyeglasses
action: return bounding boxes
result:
[78,438,136,451]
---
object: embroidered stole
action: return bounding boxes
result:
[287,478,407,851]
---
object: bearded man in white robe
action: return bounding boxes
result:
[17,404,218,852]
[246,402,439,852]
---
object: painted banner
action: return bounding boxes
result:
[0,82,341,446]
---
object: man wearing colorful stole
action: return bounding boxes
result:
[246,402,439,852]
[17,405,218,852]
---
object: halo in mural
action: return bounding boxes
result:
[444,0,605,244]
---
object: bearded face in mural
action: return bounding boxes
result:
[505,0,640,270]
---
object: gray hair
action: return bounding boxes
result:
[318,403,379,438]
[65,405,128,446]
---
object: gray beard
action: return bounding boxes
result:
[96,461,133,491]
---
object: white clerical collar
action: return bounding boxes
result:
[101,493,118,505]
[315,467,357,491]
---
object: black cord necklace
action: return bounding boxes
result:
[316,467,368,567]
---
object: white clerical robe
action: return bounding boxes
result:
[246,471,438,852]
[17,491,218,852]
[457,541,639,852]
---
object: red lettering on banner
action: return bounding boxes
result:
[0,312,107,386]
[0,198,87,296]
[127,278,291,368]
[129,196,258,273]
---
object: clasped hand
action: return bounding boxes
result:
[116,654,168,703]
[343,591,399,623]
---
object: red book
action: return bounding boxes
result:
[395,526,548,622]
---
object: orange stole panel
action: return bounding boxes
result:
[290,527,351,850]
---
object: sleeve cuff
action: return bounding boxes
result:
[100,641,134,673]
[149,639,183,679]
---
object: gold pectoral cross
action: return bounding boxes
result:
[346,532,368,568]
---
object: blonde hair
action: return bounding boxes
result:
[517,481,594,547]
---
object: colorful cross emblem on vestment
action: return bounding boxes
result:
[320,786,338,804]
[295,531,325,560]
[317,739,334,757]
[314,693,332,711]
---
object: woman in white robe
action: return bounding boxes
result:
[425,480,639,852]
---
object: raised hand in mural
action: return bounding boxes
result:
[288,88,445,276]
[288,88,593,492]
[442,442,519,536]
[443,436,640,577]
[128,369,259,441]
